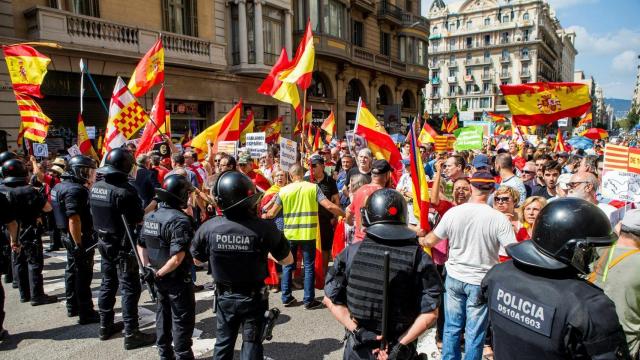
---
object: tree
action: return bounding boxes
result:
[448,102,458,119]
[627,106,639,129]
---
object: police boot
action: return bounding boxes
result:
[99,321,124,341]
[2,273,11,284]
[78,310,100,325]
[30,294,57,306]
[124,329,156,350]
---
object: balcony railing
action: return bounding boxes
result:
[429,61,441,68]
[401,13,428,30]
[24,6,225,69]
[447,60,457,67]
[520,70,531,77]
[481,73,492,80]
[500,57,511,63]
[377,1,403,23]
[464,75,474,82]
[351,46,422,79]
[500,72,510,78]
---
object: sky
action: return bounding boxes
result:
[420,0,640,99]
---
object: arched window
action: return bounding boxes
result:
[484,17,490,26]
[432,26,438,33]
[346,79,366,103]
[308,71,331,98]
[502,49,509,59]
[523,12,530,20]
[377,85,393,106]
[521,47,529,58]
[401,90,415,109]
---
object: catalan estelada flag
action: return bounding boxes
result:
[553,128,566,153]
[240,110,255,143]
[128,38,164,97]
[77,114,98,160]
[500,82,591,126]
[14,92,51,143]
[3,45,51,98]
[354,98,403,175]
[257,48,303,120]
[408,120,431,244]
[189,100,242,156]
[279,22,315,90]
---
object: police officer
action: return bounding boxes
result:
[138,174,196,359]
[481,198,630,359]
[0,158,57,306]
[51,155,100,324]
[324,188,442,360]
[0,188,17,339]
[0,151,17,286]
[191,171,293,360]
[89,148,155,349]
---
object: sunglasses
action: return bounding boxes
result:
[523,170,536,174]
[494,196,512,203]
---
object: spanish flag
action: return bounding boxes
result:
[77,114,98,160]
[135,87,167,157]
[312,126,322,152]
[14,92,51,143]
[354,98,403,174]
[189,100,242,156]
[257,48,303,120]
[320,110,336,139]
[440,118,448,132]
[128,38,164,97]
[418,121,438,144]
[3,44,51,98]
[240,110,255,143]
[446,113,459,133]
[578,111,593,127]
[553,128,567,153]
[279,22,315,90]
[408,120,431,255]
[264,116,283,144]
[487,111,507,123]
[500,82,591,126]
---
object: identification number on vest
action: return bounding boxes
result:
[212,234,256,252]
[491,287,556,337]
[90,187,110,202]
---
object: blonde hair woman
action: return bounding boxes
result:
[516,196,547,242]
[493,186,520,262]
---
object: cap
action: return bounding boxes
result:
[556,173,572,190]
[310,154,325,165]
[469,171,495,191]
[52,157,66,167]
[371,159,391,175]
[472,154,490,169]
[401,159,410,166]
[50,165,64,176]
[238,153,252,164]
[558,152,569,158]
[621,209,640,234]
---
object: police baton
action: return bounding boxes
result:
[120,214,158,302]
[380,251,390,351]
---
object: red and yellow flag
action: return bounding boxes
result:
[264,116,283,144]
[3,45,51,98]
[109,77,150,140]
[408,120,431,251]
[434,135,455,152]
[135,87,167,157]
[418,121,438,144]
[312,126,322,152]
[440,118,448,132]
[487,112,507,123]
[77,114,98,160]
[189,100,242,156]
[446,113,458,133]
[321,110,336,139]
[553,128,566,153]
[500,82,591,126]
[128,38,164,97]
[354,98,403,174]
[17,121,25,148]
[240,110,255,143]
[577,111,593,127]
[14,92,51,143]
[257,48,303,120]
[279,22,315,90]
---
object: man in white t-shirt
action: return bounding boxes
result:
[420,171,516,360]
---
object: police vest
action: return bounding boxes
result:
[346,237,420,338]
[89,179,137,236]
[280,181,318,241]
[141,206,192,276]
[0,184,44,226]
[51,181,76,230]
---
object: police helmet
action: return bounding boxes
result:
[155,174,193,209]
[100,148,134,176]
[361,188,416,241]
[213,170,261,213]
[506,198,616,274]
[67,155,97,183]
[1,158,28,186]
[0,151,17,173]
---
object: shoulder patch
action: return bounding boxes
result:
[491,286,556,337]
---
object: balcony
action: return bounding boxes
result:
[520,55,531,61]
[447,61,457,67]
[500,56,511,63]
[353,0,375,14]
[500,72,511,79]
[464,75,474,82]
[429,61,441,69]
[520,70,531,78]
[447,76,457,83]
[481,73,493,81]
[401,13,429,32]
[351,46,427,81]
[464,58,492,66]
[430,77,441,85]
[24,6,226,70]
[377,1,403,26]
[430,92,441,99]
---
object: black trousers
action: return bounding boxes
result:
[342,332,418,360]
[0,280,5,331]
[98,243,141,333]
[12,233,45,300]
[214,291,268,360]
[46,212,62,249]
[155,278,196,360]
[63,235,96,318]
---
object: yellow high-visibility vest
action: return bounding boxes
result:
[279,181,318,241]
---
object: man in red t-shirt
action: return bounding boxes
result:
[151,154,170,183]
[238,153,271,192]
[345,159,392,243]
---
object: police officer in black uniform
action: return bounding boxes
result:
[51,155,100,324]
[481,198,630,359]
[0,158,57,306]
[89,148,155,349]
[324,188,442,360]
[0,151,18,286]
[138,174,196,359]
[0,186,17,339]
[191,170,293,360]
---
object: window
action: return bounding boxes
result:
[449,55,455,63]
[309,72,330,98]
[502,49,509,60]
[432,70,439,79]
[431,40,440,52]
[402,90,414,109]
[466,37,472,48]
[247,2,255,63]
[377,86,392,106]
[521,48,529,59]
[310,0,320,32]
[380,32,391,56]
[432,26,438,33]
[263,6,283,66]
[432,86,440,96]
[449,84,456,96]
[466,84,473,94]
[449,22,456,30]
[483,66,490,76]
[484,51,491,61]
[484,34,491,46]
[231,4,240,64]
[417,40,426,65]
[484,17,490,26]
[466,67,472,76]
[406,37,415,64]
[295,0,305,31]
[54,0,100,16]
[502,14,510,23]
[480,97,491,108]
[483,83,491,94]
[501,32,509,43]
[162,0,198,36]
[346,79,364,103]
[466,52,472,61]
[324,0,345,38]
[523,29,530,41]
[352,21,364,47]
[399,37,406,62]
[449,38,456,50]
[523,12,530,20]
[466,20,472,29]
[449,68,457,77]
[405,0,413,11]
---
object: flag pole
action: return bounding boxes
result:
[300,88,307,165]
[80,62,109,115]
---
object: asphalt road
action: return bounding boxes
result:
[0,240,440,359]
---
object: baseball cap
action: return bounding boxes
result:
[556,173,572,190]
[557,152,569,158]
[469,171,495,191]
[472,154,490,169]
[371,159,391,175]
[621,209,640,234]
[238,153,252,164]
[310,154,324,165]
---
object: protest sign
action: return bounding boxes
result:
[33,143,49,157]
[345,131,367,153]
[246,132,267,158]
[217,141,238,158]
[67,145,82,157]
[86,126,96,139]
[601,144,640,202]
[453,126,483,151]
[153,141,171,158]
[279,137,297,171]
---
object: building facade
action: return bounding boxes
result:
[424,0,576,121]
[0,0,429,153]
[633,55,640,111]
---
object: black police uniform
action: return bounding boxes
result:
[0,181,49,303]
[0,190,16,335]
[139,203,196,359]
[51,175,97,320]
[191,216,291,360]
[89,173,144,334]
